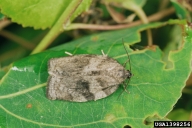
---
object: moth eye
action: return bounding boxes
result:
[126,70,132,78]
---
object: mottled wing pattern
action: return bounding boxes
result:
[47,54,128,102]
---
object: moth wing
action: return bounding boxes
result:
[47,54,126,102]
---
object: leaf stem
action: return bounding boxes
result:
[31,0,83,54]
[66,7,175,30]
[0,30,36,50]
[129,3,152,45]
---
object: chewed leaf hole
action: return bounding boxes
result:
[123,124,132,128]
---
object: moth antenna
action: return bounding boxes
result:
[122,39,131,72]
[117,39,132,99]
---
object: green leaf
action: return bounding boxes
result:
[0,70,6,80]
[171,0,189,19]
[0,13,5,20]
[102,0,146,7]
[0,0,92,29]
[167,109,191,121]
[0,22,191,127]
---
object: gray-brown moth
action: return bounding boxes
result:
[47,45,132,102]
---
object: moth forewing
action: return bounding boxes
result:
[47,54,131,102]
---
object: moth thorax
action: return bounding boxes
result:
[115,69,130,80]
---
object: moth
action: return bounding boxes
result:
[47,43,132,102]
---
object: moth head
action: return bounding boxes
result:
[126,70,132,79]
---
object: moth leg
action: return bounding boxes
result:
[101,50,108,57]
[123,79,130,94]
[65,51,73,56]
[117,80,130,99]
[123,59,129,68]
